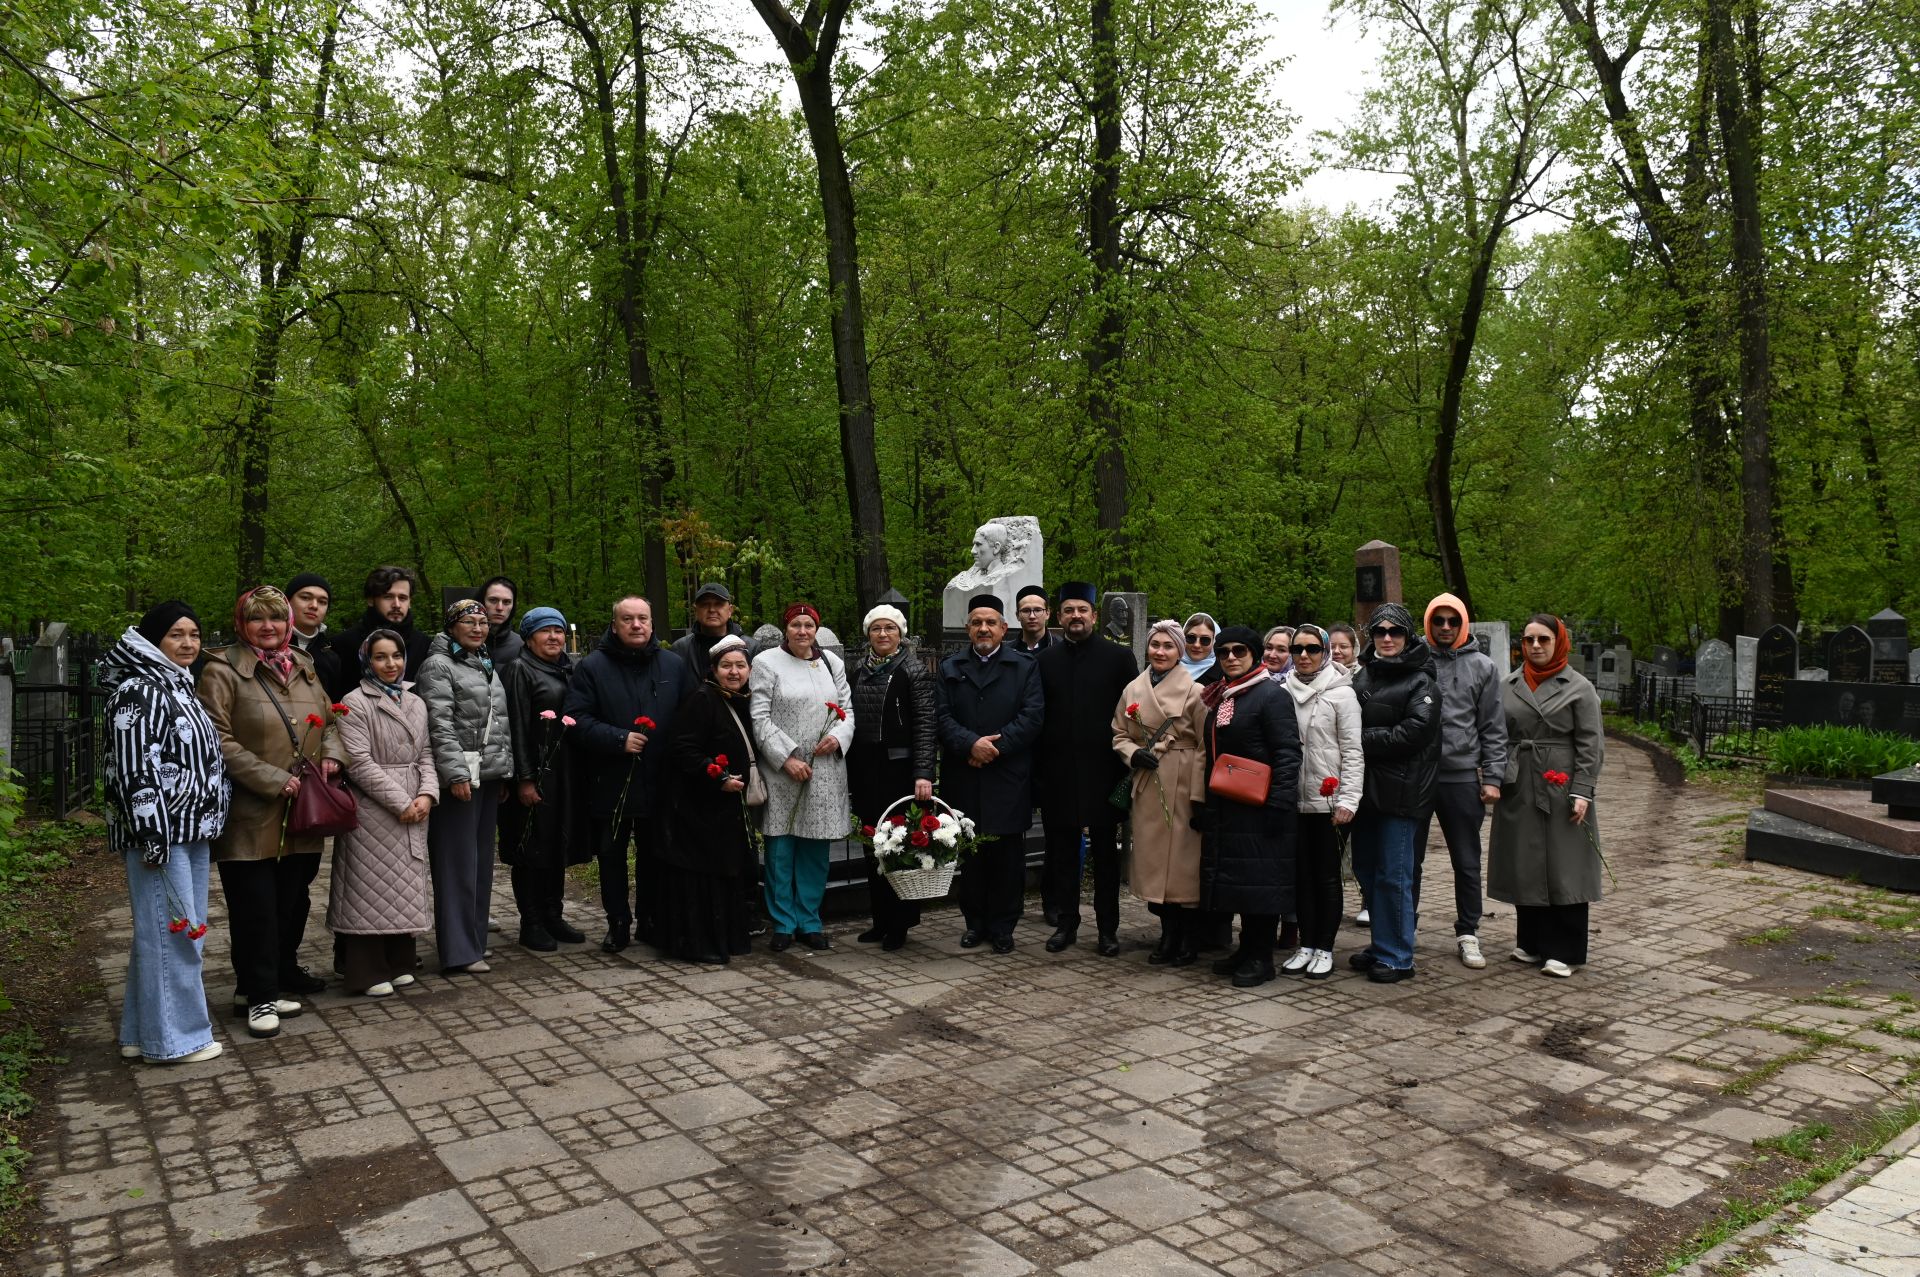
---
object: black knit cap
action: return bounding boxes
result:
[1015,585,1048,604]
[1216,624,1262,654]
[284,572,331,602]
[137,600,199,648]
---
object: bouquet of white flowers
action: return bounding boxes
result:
[851,797,990,899]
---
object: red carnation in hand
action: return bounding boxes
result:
[187,924,208,940]
[705,763,724,779]
[1126,702,1142,717]
[715,754,728,768]
[909,829,930,848]
[168,919,188,934]
[305,713,325,728]
[1544,770,1569,787]
[1319,776,1340,797]
[919,813,941,832]
[860,824,876,838]
[826,701,846,720]
[330,702,350,715]
[634,715,656,730]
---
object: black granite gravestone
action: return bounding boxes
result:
[1754,624,1797,728]
[1829,625,1874,685]
[1868,609,1908,686]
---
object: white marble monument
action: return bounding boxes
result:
[943,516,1045,629]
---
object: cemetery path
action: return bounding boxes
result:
[17,734,1920,1277]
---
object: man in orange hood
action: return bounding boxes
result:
[1419,593,1508,969]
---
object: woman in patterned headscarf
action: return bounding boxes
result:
[416,599,512,973]
[197,586,338,1039]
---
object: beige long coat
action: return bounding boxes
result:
[1487,666,1606,906]
[326,682,439,934]
[197,645,334,862]
[1111,667,1207,904]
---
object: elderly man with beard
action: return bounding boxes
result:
[936,594,1045,954]
[1035,582,1138,956]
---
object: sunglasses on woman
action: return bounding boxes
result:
[1290,643,1324,655]
[1370,624,1408,639]
[1217,644,1252,658]
[1185,633,1212,646]
[1521,635,1556,646]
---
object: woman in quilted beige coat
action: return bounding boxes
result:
[327,631,439,995]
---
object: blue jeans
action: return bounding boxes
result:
[763,836,829,935]
[121,842,215,1061]
[1350,810,1417,970]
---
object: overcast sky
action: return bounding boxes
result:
[1249,0,1399,212]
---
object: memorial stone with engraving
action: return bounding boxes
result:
[1352,540,1403,632]
[1695,639,1734,700]
[1650,645,1680,677]
[1868,609,1908,686]
[942,516,1045,631]
[1476,620,1510,678]
[1101,592,1148,668]
[1736,636,1757,696]
[1829,625,1874,685]
[1754,624,1797,726]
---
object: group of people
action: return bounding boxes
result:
[101,566,1607,1066]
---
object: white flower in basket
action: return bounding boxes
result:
[850,795,994,901]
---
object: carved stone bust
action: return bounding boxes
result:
[943,516,1044,629]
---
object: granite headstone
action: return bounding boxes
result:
[1754,624,1797,726]
[1829,625,1874,685]
[1352,541,1403,632]
[1650,645,1680,676]
[1695,639,1734,700]
[1868,609,1908,686]
[1735,635,1757,696]
[1101,592,1148,668]
[1476,620,1511,678]
[1783,680,1920,738]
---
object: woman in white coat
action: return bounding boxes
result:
[1282,624,1363,978]
[750,602,855,951]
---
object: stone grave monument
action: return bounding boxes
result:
[1754,624,1797,726]
[1476,620,1510,678]
[1829,625,1874,684]
[1352,541,1402,632]
[1748,764,1920,891]
[943,517,1044,631]
[1868,609,1908,686]
[1695,639,1734,700]
[1735,635,1757,696]
[1649,645,1680,677]
[1101,592,1148,668]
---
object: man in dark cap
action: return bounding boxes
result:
[1034,582,1139,956]
[935,593,1046,954]
[1012,585,1054,654]
[285,572,342,695]
[671,582,745,681]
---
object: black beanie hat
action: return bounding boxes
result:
[284,572,332,602]
[137,600,199,648]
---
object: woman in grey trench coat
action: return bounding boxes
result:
[418,600,513,973]
[328,630,439,995]
[1487,614,1604,978]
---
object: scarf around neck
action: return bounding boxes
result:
[1523,618,1572,691]
[1202,663,1269,709]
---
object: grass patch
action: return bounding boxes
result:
[1869,1019,1920,1042]
[0,1027,59,1214]
[1721,1045,1824,1097]
[1661,1100,1920,1273]
[1740,926,1795,946]
[1768,725,1920,779]
[1798,994,1865,1010]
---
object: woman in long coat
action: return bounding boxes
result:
[847,604,937,951]
[750,603,855,951]
[1112,619,1207,965]
[1488,614,1605,978]
[662,635,759,963]
[1196,625,1301,988]
[198,586,337,1038]
[417,599,513,973]
[327,630,438,995]
[501,606,583,952]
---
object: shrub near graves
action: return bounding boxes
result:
[1768,726,1920,780]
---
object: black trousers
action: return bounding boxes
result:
[593,812,660,940]
[957,839,1026,940]
[511,858,567,928]
[1415,781,1488,936]
[862,851,923,937]
[218,852,321,1005]
[1295,813,1344,951]
[1516,903,1589,965]
[339,934,416,993]
[1041,818,1121,935]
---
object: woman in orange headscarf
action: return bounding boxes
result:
[1486,614,1605,979]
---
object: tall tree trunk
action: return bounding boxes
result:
[1087,0,1129,586]
[751,0,891,612]
[1707,0,1783,631]
[1426,233,1500,612]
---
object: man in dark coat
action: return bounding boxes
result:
[935,593,1045,954]
[285,572,343,697]
[481,575,525,670]
[327,566,429,700]
[562,595,697,953]
[1034,582,1138,956]
[670,582,746,681]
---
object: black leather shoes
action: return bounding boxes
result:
[1043,906,1060,927]
[1231,958,1276,988]
[856,927,885,944]
[799,932,831,951]
[1096,933,1120,958]
[1210,950,1246,976]
[1044,927,1077,953]
[1348,950,1378,971]
[991,936,1015,955]
[518,923,557,953]
[1367,963,1416,984]
[280,966,327,994]
[600,926,630,954]
[958,930,983,949]
[768,933,794,952]
[881,932,908,952]
[1166,949,1197,968]
[547,915,586,944]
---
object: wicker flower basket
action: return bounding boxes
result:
[877,794,963,900]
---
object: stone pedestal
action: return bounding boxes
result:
[1475,621,1510,678]
[1101,593,1149,668]
[1735,636,1757,696]
[1352,541,1402,632]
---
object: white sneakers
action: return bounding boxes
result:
[392,973,416,987]
[1457,935,1486,969]
[232,995,303,1017]
[119,1044,142,1060]
[247,1004,284,1038]
[1511,946,1542,965]
[1355,908,1371,926]
[364,981,395,998]
[123,1041,225,1064]
[1541,959,1575,978]
[1304,949,1333,979]
[1281,947,1313,973]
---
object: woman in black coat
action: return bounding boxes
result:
[661,635,759,964]
[848,604,938,950]
[501,607,585,952]
[1196,625,1301,988]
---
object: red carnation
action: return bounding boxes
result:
[826,701,846,720]
[304,713,325,728]
[330,702,350,715]
[187,924,208,940]
[919,813,940,832]
[1319,776,1339,797]
[706,763,724,778]
[1544,770,1569,787]
[909,830,930,847]
[715,754,729,768]
[1126,702,1141,717]
[889,815,909,827]
[860,824,876,838]
[168,919,187,934]
[634,715,656,730]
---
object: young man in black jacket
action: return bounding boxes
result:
[327,566,429,700]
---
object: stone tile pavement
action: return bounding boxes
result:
[1713,1125,1920,1277]
[18,741,1920,1276]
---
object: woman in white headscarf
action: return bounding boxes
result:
[847,603,937,950]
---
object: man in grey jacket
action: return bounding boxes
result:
[1418,593,1508,969]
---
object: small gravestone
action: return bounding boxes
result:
[1868,609,1908,686]
[815,625,845,664]
[749,623,782,659]
[1911,650,1920,684]
[0,666,11,774]
[1736,635,1757,696]
[1754,624,1797,726]
[1101,592,1148,668]
[1784,681,1920,737]
[1579,642,1601,682]
[1829,626,1874,684]
[1696,639,1734,700]
[1476,620,1510,678]
[1650,645,1680,676]
[1352,540,1403,632]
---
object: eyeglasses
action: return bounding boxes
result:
[1016,606,1048,617]
[1290,643,1324,655]
[1218,644,1252,658]
[1370,625,1408,639]
[1521,635,1556,646]
[1184,633,1212,646]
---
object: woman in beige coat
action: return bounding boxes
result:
[197,586,338,1038]
[327,631,439,996]
[1112,619,1207,965]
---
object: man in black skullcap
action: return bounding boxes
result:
[284,572,342,695]
[935,593,1045,954]
[1035,582,1138,955]
[1012,585,1054,654]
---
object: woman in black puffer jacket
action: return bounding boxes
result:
[1349,602,1441,983]
[848,604,938,950]
[1195,625,1301,988]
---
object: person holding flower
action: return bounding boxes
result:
[848,603,937,951]
[1112,618,1207,966]
[750,603,855,952]
[662,634,760,964]
[198,586,338,1038]
[1487,614,1605,978]
[501,606,584,952]
[417,599,513,974]
[105,602,230,1064]
[1282,624,1362,979]
[325,630,438,995]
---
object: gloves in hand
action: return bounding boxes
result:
[1130,750,1160,772]
[140,843,170,869]
[1188,808,1215,834]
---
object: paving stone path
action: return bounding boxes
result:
[20,738,1920,1276]
[1730,1126,1920,1277]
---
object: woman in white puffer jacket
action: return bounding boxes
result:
[1282,625,1364,978]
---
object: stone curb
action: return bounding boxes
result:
[1670,1115,1920,1276]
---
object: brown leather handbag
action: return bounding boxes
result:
[1207,715,1272,806]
